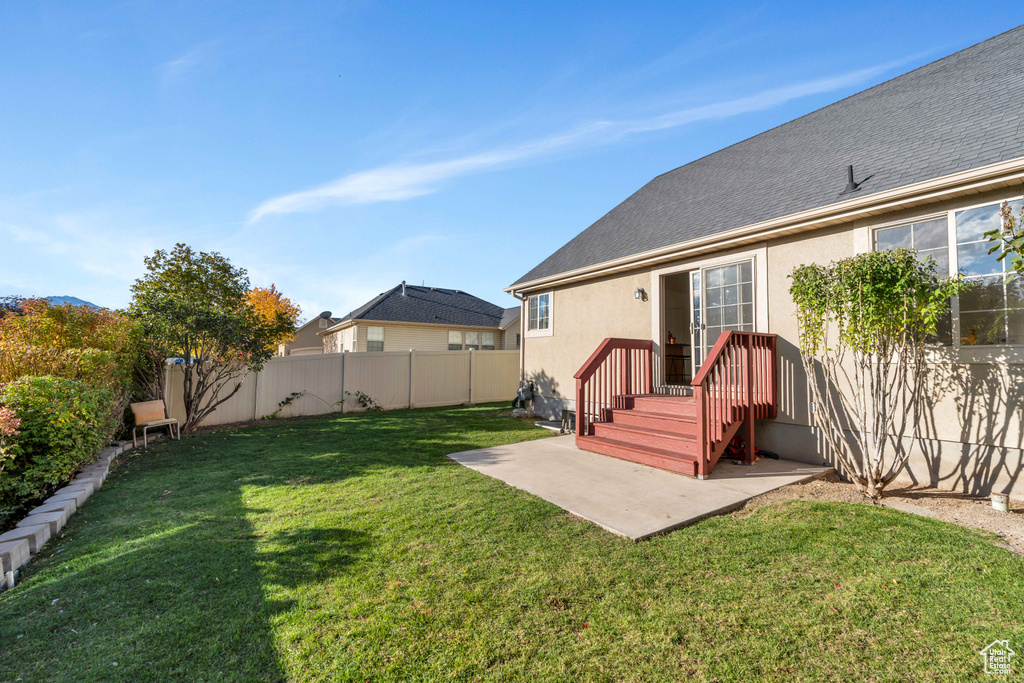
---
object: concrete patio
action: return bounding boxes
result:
[448,434,832,540]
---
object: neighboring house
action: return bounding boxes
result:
[507,26,1024,494]
[278,312,340,356]
[321,282,519,353]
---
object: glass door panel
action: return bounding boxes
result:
[692,260,755,369]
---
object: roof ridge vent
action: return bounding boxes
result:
[401,281,407,296]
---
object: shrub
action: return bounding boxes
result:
[0,298,140,393]
[0,376,115,528]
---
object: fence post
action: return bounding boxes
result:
[468,349,474,404]
[409,349,415,409]
[253,367,260,421]
[341,350,348,414]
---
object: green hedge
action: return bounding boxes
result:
[0,376,115,528]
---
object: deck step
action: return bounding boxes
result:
[576,435,700,477]
[609,408,696,431]
[592,421,698,455]
[621,394,697,417]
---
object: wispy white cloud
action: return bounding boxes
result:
[159,43,215,85]
[250,57,915,222]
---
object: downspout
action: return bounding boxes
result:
[511,291,526,382]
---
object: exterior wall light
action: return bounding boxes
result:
[634,287,647,301]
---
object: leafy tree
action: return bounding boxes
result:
[129,244,291,432]
[245,284,301,352]
[789,249,965,498]
[985,198,1024,276]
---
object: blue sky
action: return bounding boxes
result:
[1,2,1020,318]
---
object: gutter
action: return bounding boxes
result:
[505,157,1024,295]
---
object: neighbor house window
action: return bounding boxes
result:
[872,198,1024,347]
[465,331,480,350]
[318,318,329,329]
[448,330,462,350]
[481,332,495,350]
[516,333,521,348]
[367,326,384,352]
[527,293,551,335]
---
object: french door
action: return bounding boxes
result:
[690,260,755,373]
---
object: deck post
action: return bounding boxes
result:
[744,335,755,464]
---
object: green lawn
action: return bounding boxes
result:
[0,404,1021,682]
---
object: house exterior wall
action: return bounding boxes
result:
[521,182,1024,498]
[321,322,506,354]
[501,313,522,350]
[280,319,329,355]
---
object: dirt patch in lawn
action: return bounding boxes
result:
[735,472,1024,556]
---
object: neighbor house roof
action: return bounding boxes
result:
[513,24,1024,287]
[499,306,520,328]
[325,284,507,331]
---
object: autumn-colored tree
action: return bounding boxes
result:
[246,285,301,351]
[129,244,294,432]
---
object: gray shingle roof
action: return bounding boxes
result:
[336,284,506,328]
[513,24,1024,287]
[499,306,520,328]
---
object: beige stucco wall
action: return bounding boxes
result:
[321,322,505,354]
[523,270,653,417]
[521,182,1024,497]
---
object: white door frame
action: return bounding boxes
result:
[649,244,769,390]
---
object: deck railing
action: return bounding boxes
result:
[690,331,777,475]
[574,338,653,439]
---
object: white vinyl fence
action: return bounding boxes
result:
[165,349,520,428]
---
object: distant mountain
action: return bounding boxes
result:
[0,295,102,310]
[45,295,101,309]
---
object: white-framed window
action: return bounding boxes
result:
[526,292,552,337]
[448,330,462,350]
[367,326,384,352]
[872,197,1024,347]
[481,332,495,350]
[465,331,480,350]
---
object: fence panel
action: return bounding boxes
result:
[163,349,520,427]
[411,350,471,407]
[342,351,411,411]
[165,365,257,428]
[471,350,520,403]
[256,353,345,418]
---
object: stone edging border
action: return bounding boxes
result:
[0,440,134,590]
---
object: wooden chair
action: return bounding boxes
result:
[130,400,180,449]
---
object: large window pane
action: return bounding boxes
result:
[706,287,722,307]
[1008,276,1024,309]
[957,241,1002,277]
[916,248,949,275]
[960,310,1006,346]
[955,204,1002,243]
[875,224,912,250]
[739,261,753,283]
[959,276,1006,312]
[723,286,738,306]
[913,218,948,250]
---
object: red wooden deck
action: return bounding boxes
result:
[574,334,778,478]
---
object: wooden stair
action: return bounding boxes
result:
[573,335,778,479]
[576,394,702,477]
